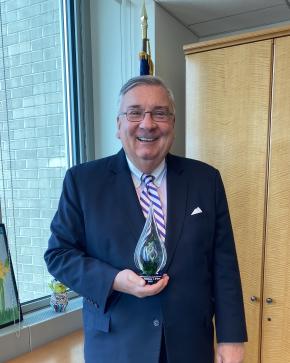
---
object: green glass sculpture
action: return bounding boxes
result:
[134,205,167,284]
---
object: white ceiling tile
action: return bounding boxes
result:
[188,3,290,37]
[156,0,286,25]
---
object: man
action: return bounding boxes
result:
[44,76,247,363]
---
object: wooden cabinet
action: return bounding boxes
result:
[261,35,290,362]
[184,26,290,363]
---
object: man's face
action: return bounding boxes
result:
[117,85,175,173]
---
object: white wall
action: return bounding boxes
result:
[90,0,122,158]
[154,4,197,156]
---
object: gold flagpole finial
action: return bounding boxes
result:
[141,0,148,41]
[139,0,154,75]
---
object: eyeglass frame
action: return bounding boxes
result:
[118,107,175,123]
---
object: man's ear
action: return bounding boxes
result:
[116,117,121,139]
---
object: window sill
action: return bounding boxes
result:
[0,297,83,363]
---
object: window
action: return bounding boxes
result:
[0,0,72,304]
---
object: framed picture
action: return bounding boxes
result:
[0,223,23,329]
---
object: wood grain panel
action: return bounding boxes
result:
[6,330,84,363]
[261,35,290,363]
[185,40,273,363]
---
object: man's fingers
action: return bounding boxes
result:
[135,274,170,297]
[127,272,146,286]
[113,269,169,297]
[216,343,245,363]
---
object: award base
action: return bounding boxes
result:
[141,274,162,285]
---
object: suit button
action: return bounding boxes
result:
[153,319,160,327]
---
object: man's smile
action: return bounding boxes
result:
[137,137,159,142]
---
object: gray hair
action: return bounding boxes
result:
[118,75,175,114]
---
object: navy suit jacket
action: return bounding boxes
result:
[44,149,247,363]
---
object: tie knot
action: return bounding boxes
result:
[141,174,155,186]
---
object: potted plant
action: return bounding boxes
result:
[48,279,69,312]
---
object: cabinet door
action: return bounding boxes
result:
[261,35,290,363]
[186,40,273,363]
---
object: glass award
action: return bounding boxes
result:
[134,205,167,284]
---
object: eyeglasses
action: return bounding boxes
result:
[119,107,174,123]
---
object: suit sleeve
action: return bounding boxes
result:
[213,170,248,343]
[44,168,120,313]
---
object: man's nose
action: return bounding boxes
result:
[139,112,156,129]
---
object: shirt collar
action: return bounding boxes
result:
[126,157,166,188]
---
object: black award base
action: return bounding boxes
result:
[142,274,162,285]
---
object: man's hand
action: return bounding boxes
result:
[113,269,169,298]
[216,343,245,363]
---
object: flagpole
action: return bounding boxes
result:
[139,0,154,75]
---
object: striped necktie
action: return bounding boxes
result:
[140,174,166,241]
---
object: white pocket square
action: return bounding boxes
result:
[191,207,203,215]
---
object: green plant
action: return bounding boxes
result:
[48,279,68,294]
[0,258,10,312]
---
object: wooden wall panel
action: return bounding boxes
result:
[262,35,290,363]
[186,40,273,363]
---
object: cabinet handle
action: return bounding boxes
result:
[250,296,258,302]
[266,297,273,304]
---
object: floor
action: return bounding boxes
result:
[6,330,84,363]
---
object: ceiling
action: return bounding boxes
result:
[155,0,290,38]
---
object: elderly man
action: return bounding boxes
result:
[45,75,247,363]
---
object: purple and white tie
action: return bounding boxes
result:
[140,174,166,242]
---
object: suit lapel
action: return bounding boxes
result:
[109,150,145,243]
[165,154,188,270]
